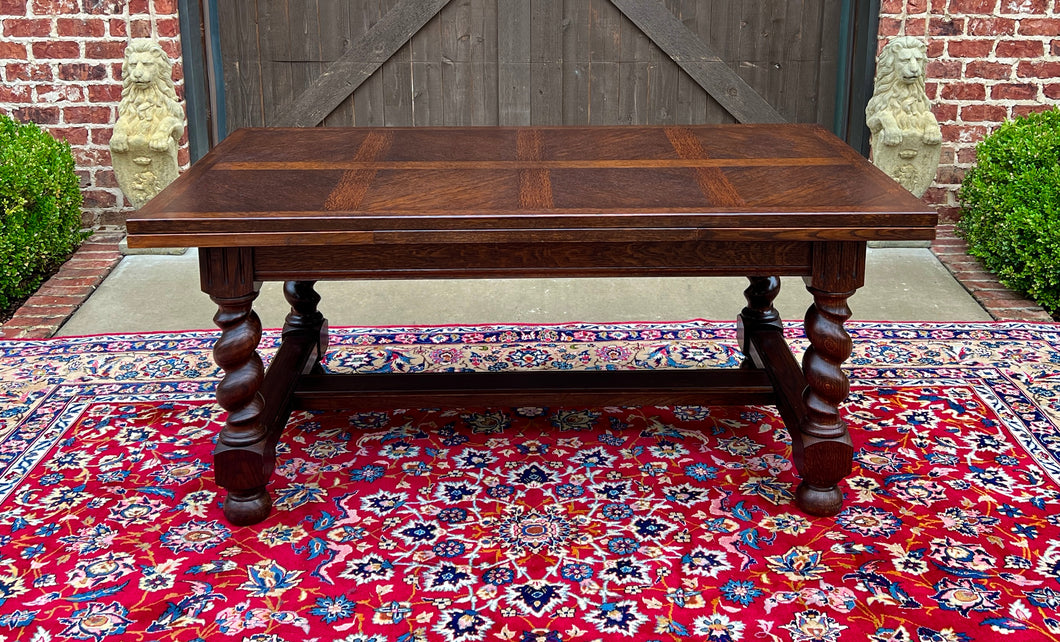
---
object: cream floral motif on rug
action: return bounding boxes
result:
[0,321,1059,641]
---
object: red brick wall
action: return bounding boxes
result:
[878,0,1060,220]
[1,3,1056,227]
[0,0,186,228]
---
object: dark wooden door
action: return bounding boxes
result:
[215,0,842,130]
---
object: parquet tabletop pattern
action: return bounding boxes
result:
[127,125,935,248]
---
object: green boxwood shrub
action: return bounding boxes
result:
[0,113,87,314]
[957,107,1060,316]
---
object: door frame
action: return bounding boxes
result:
[177,0,225,162]
[834,0,882,157]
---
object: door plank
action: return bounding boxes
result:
[217,0,264,129]
[589,0,622,125]
[410,3,443,126]
[609,0,785,124]
[814,0,841,126]
[260,1,294,125]
[350,1,388,127]
[284,0,323,120]
[318,0,355,126]
[272,0,452,127]
[666,0,707,123]
[497,0,530,125]
[562,1,591,124]
[528,0,562,124]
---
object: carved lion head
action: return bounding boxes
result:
[120,38,179,107]
[874,36,929,89]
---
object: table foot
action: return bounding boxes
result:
[223,486,272,526]
[795,481,844,516]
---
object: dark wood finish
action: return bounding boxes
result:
[199,247,270,525]
[216,0,841,130]
[738,275,783,368]
[294,369,777,410]
[281,280,328,376]
[796,241,864,515]
[126,125,936,525]
[252,241,815,281]
[128,125,936,248]
[746,327,807,433]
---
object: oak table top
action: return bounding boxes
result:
[126,124,935,248]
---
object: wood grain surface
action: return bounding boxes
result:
[127,124,936,248]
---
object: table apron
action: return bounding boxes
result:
[250,240,816,281]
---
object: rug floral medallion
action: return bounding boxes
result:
[1,321,1060,642]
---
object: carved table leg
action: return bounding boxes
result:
[283,280,329,375]
[211,290,270,525]
[200,248,271,526]
[737,276,782,368]
[794,242,864,516]
[797,287,855,514]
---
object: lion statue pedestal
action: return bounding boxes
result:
[109,39,184,210]
[866,36,942,199]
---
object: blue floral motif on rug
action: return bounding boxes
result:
[1,321,1059,641]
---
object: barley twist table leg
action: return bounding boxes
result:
[211,291,271,525]
[796,286,855,515]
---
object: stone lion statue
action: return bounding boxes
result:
[109,39,185,208]
[865,36,942,197]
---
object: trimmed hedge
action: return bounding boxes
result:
[958,107,1060,316]
[0,114,86,313]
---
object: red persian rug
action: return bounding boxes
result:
[1,321,1060,642]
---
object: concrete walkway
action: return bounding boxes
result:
[54,244,992,337]
[5,225,1054,341]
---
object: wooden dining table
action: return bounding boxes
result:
[126,124,937,526]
